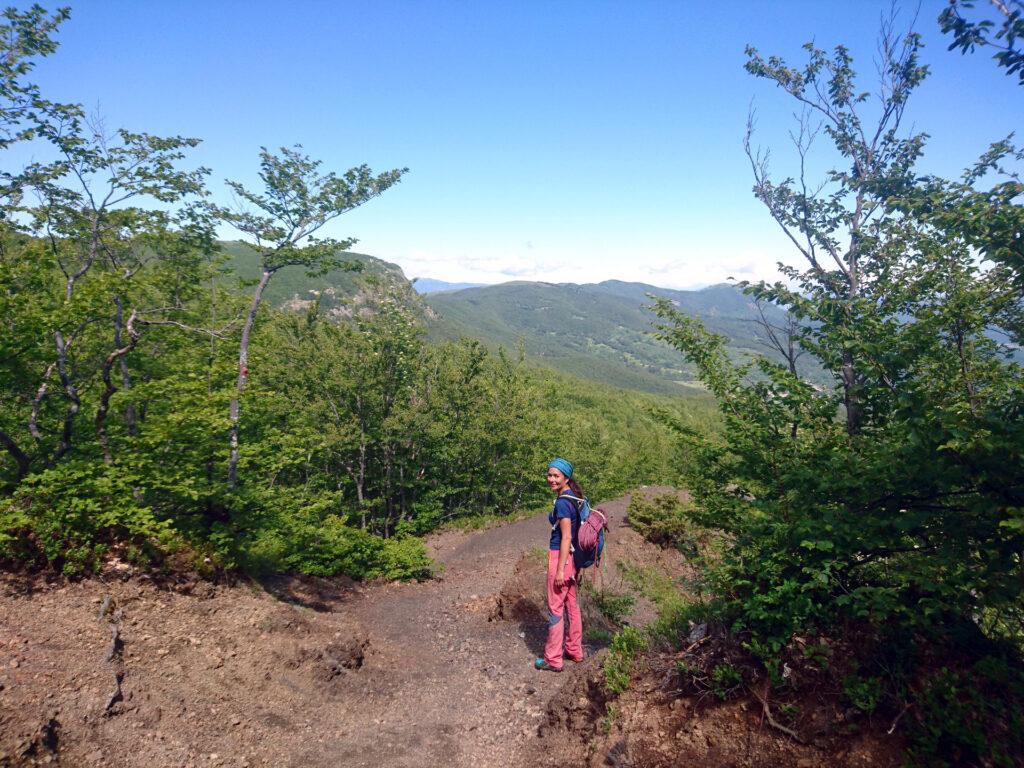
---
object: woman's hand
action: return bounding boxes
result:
[554,572,566,588]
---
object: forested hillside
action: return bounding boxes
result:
[425,280,814,394]
[224,241,806,398]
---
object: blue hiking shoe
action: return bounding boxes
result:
[534,658,563,672]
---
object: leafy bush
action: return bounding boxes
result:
[232,489,432,581]
[710,663,743,700]
[588,587,636,627]
[907,656,1024,768]
[842,674,883,715]
[626,491,703,556]
[2,461,181,576]
[604,626,647,695]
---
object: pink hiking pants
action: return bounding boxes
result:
[544,550,583,669]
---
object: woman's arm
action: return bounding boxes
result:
[555,517,572,587]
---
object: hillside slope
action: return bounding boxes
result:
[218,242,814,397]
[220,241,416,319]
[425,280,804,394]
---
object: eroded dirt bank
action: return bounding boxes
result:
[1,489,898,767]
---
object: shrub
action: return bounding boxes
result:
[907,656,1024,768]
[604,626,647,695]
[589,587,636,627]
[1,461,181,576]
[842,674,883,715]
[235,490,432,581]
[626,492,702,555]
[710,663,743,699]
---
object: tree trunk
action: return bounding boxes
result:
[96,310,140,465]
[113,296,137,436]
[29,361,57,442]
[841,350,862,435]
[0,429,30,481]
[843,234,862,435]
[399,463,407,523]
[229,267,273,488]
[53,331,81,463]
[357,439,367,528]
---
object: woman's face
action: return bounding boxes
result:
[546,467,569,492]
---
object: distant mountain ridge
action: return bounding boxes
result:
[412,278,487,294]
[424,279,801,395]
[221,242,807,396]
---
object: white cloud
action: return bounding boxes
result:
[377,234,796,291]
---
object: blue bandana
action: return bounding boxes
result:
[547,457,573,478]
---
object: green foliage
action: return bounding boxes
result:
[710,663,743,700]
[219,145,407,273]
[2,461,181,576]
[236,494,431,581]
[659,24,1024,650]
[626,491,703,555]
[907,656,1024,768]
[801,641,831,671]
[585,627,615,645]
[645,23,1024,765]
[940,0,1024,84]
[842,674,882,715]
[588,587,636,627]
[599,704,619,734]
[604,626,647,695]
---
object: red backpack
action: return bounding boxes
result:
[561,494,609,570]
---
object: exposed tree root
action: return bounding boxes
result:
[99,595,125,716]
[750,679,805,743]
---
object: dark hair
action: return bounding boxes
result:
[567,476,585,499]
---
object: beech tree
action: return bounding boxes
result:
[941,0,1024,82]
[654,18,1024,763]
[217,146,406,486]
[742,20,928,433]
[1,6,216,480]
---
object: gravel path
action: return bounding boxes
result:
[0,490,660,768]
[326,489,643,767]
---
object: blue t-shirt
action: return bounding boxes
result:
[549,494,580,551]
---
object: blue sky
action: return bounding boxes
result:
[21,0,1024,288]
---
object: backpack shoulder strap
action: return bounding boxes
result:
[552,493,582,531]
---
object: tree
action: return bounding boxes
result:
[0,3,72,478]
[14,122,212,467]
[743,18,928,433]
[218,146,406,486]
[940,0,1024,83]
[654,19,1024,762]
[0,4,72,157]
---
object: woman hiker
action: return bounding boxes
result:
[535,457,585,672]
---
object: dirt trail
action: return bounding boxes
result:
[0,489,670,768]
